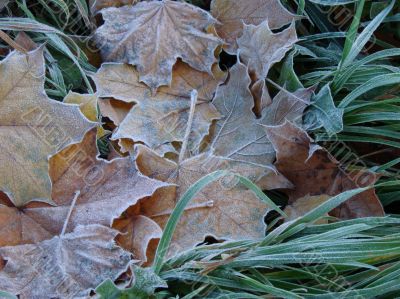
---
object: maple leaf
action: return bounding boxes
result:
[135,144,290,257]
[94,61,226,155]
[64,91,107,137]
[89,0,138,14]
[0,48,95,207]
[98,98,133,128]
[113,215,162,262]
[97,98,135,153]
[264,121,385,219]
[0,129,168,256]
[211,61,313,168]
[237,21,298,109]
[211,0,297,53]
[0,225,131,298]
[94,0,221,91]
[238,21,298,81]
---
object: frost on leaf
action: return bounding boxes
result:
[94,0,221,91]
[211,0,296,53]
[63,91,107,137]
[0,128,168,259]
[0,225,131,298]
[114,215,162,262]
[89,0,138,14]
[135,145,289,257]
[238,21,298,81]
[265,121,385,219]
[211,62,312,168]
[96,265,167,298]
[237,21,298,109]
[94,61,226,155]
[0,48,95,207]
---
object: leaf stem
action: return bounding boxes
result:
[61,190,80,236]
[179,89,198,164]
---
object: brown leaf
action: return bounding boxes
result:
[94,61,226,155]
[211,61,312,168]
[135,144,289,257]
[0,225,131,298]
[14,32,37,52]
[0,129,168,254]
[264,121,385,219]
[114,215,162,262]
[0,48,95,207]
[237,21,298,81]
[284,194,330,224]
[237,20,297,112]
[211,0,296,53]
[98,98,134,127]
[49,128,169,233]
[94,0,221,91]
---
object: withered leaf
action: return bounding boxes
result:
[211,61,312,168]
[98,98,133,127]
[265,121,385,219]
[237,21,298,81]
[0,48,94,207]
[0,129,168,253]
[237,20,297,112]
[135,144,290,257]
[64,91,107,137]
[114,215,162,262]
[0,225,131,298]
[90,0,138,14]
[284,194,330,224]
[94,0,221,90]
[94,61,226,155]
[211,0,296,53]
[49,128,169,234]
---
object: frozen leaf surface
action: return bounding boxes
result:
[95,0,221,90]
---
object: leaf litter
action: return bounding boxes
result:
[0,0,386,297]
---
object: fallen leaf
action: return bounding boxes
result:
[94,0,221,90]
[113,215,162,262]
[237,21,298,81]
[284,194,330,223]
[237,21,297,110]
[90,0,138,14]
[98,98,134,127]
[64,91,106,137]
[135,144,290,257]
[264,121,385,219]
[14,32,37,52]
[49,128,169,234]
[0,128,168,254]
[94,61,226,155]
[0,225,131,298]
[211,0,296,53]
[211,61,312,168]
[98,98,135,154]
[0,48,94,207]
